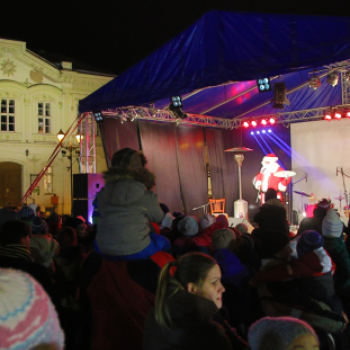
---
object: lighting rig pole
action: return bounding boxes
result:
[57,129,83,215]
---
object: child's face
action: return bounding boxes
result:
[287,334,319,350]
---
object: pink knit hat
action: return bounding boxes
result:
[200,213,216,230]
[0,268,65,349]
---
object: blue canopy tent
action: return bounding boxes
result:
[78,11,350,219]
[79,10,350,119]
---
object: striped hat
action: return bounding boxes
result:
[322,209,343,238]
[31,217,48,234]
[0,268,64,349]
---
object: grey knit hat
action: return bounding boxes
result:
[322,209,343,238]
[248,316,318,350]
[212,228,236,250]
[178,216,199,237]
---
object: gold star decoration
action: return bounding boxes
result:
[1,59,16,76]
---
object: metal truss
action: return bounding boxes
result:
[102,107,238,129]
[238,104,350,126]
[102,103,350,130]
[341,71,350,105]
[79,113,97,174]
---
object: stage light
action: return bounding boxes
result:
[324,112,332,121]
[251,120,258,127]
[262,130,266,134]
[269,117,276,125]
[257,78,272,93]
[346,112,350,118]
[268,129,272,133]
[334,112,342,120]
[169,96,187,119]
[271,82,290,109]
[171,96,182,108]
[261,119,268,125]
[257,131,260,134]
[345,70,350,82]
[326,71,339,87]
[242,121,250,128]
[308,74,321,90]
[93,111,103,122]
[251,131,254,135]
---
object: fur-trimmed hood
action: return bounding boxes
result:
[103,167,155,189]
[99,167,156,206]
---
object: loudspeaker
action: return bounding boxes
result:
[73,173,104,199]
[72,199,93,223]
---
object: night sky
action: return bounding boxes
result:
[2,0,350,75]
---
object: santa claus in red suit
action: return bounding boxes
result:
[253,153,290,204]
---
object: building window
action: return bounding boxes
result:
[38,102,51,133]
[1,99,15,131]
[44,167,53,194]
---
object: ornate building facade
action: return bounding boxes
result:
[0,38,114,214]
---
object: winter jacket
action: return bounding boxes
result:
[253,202,289,235]
[214,249,262,334]
[96,167,164,256]
[143,290,233,350]
[30,234,59,270]
[79,250,174,350]
[254,255,345,334]
[323,236,350,296]
[251,248,342,314]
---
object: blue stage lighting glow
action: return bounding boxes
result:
[257,131,260,134]
[251,131,254,135]
[262,130,266,133]
[268,129,272,133]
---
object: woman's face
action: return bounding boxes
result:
[287,334,319,350]
[192,264,225,309]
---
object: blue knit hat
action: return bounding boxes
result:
[248,316,318,350]
[296,230,324,257]
[322,209,343,238]
[19,206,35,220]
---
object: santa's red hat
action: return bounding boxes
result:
[262,153,278,162]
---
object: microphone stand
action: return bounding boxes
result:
[290,174,307,225]
[192,203,209,214]
[337,167,350,209]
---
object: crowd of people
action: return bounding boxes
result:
[1,147,350,350]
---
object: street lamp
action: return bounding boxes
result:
[56,129,82,214]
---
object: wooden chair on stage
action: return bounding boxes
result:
[209,198,229,219]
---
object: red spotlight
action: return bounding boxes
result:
[324,113,332,121]
[334,112,342,120]
[251,120,258,127]
[346,111,350,118]
[261,119,268,125]
[269,117,276,125]
[242,121,249,128]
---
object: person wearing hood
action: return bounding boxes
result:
[95,148,170,260]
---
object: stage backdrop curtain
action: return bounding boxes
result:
[139,121,183,213]
[176,125,208,218]
[99,118,139,167]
